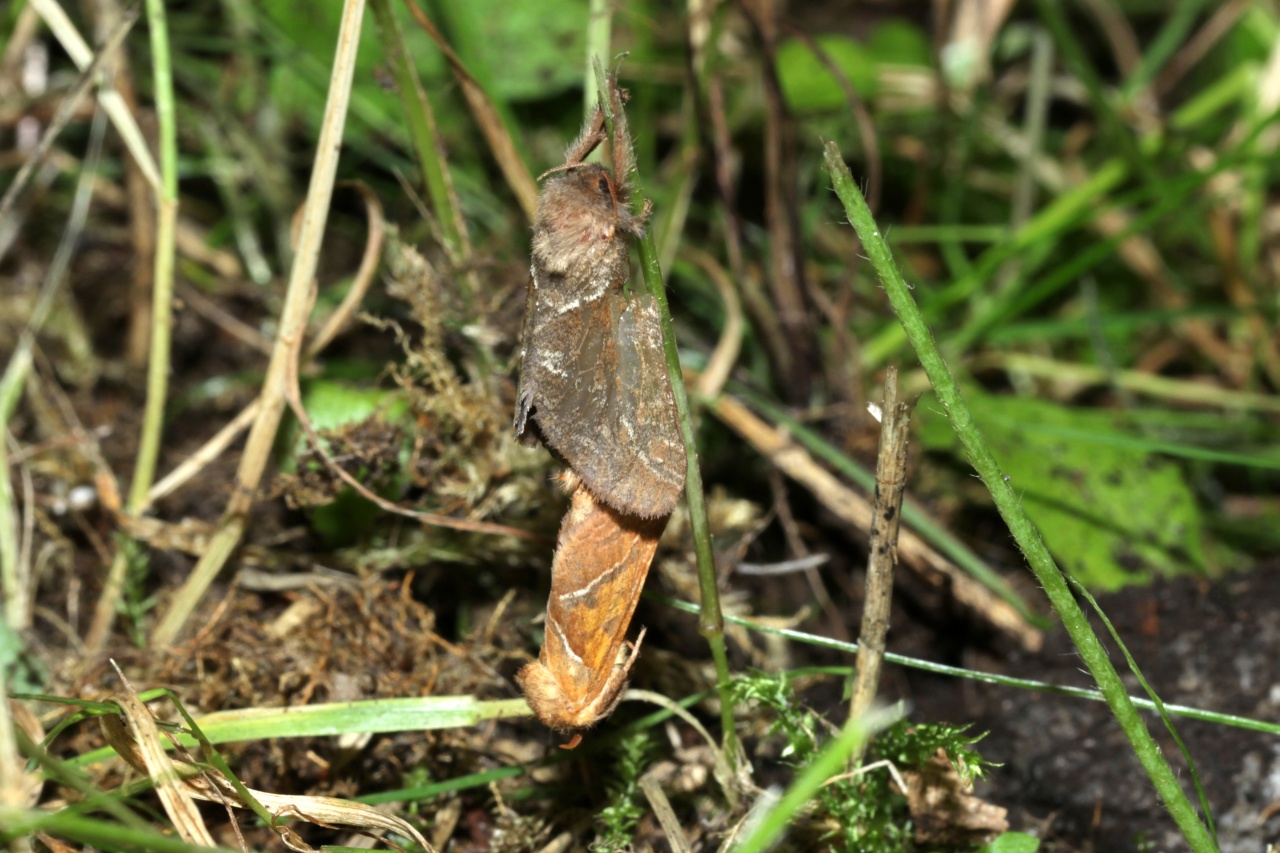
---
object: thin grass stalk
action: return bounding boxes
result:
[399,0,536,219]
[127,0,176,509]
[823,141,1217,851]
[1119,0,1207,102]
[6,814,231,853]
[86,0,178,651]
[584,0,613,120]
[1073,579,1218,845]
[590,58,739,761]
[26,0,161,191]
[151,0,366,647]
[368,0,464,259]
[1030,0,1158,186]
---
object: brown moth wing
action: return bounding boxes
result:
[515,480,667,731]
[516,290,685,518]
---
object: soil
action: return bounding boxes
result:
[903,568,1280,852]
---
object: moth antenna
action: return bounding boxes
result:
[537,161,590,182]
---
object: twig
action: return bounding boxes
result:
[848,368,911,767]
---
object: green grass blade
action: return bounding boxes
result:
[822,142,1217,850]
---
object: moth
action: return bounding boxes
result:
[514,77,688,737]
[514,78,686,520]
[515,472,665,733]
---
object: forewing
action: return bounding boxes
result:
[521,293,685,517]
[610,293,686,515]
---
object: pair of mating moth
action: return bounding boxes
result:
[513,80,686,737]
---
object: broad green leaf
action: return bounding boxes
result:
[457,0,589,102]
[981,832,1041,853]
[777,35,877,112]
[918,392,1209,591]
[867,20,932,69]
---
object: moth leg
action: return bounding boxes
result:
[563,105,607,166]
[632,198,654,234]
[622,625,648,657]
[606,79,635,182]
[513,383,535,437]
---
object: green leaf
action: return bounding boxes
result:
[777,35,877,112]
[459,0,589,102]
[918,391,1209,590]
[980,831,1042,853]
[866,20,932,69]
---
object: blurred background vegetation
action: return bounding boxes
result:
[2,0,1279,850]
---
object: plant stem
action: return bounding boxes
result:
[823,141,1217,852]
[128,0,177,510]
[584,0,612,121]
[86,0,178,651]
[591,58,739,761]
[369,0,464,261]
[848,368,910,767]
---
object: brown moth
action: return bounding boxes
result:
[514,78,687,519]
[515,472,664,733]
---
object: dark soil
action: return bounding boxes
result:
[904,568,1280,852]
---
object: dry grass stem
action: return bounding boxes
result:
[848,367,911,766]
[27,0,161,190]
[100,675,435,851]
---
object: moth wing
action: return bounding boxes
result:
[522,293,685,517]
[514,277,547,443]
[608,293,686,514]
[544,486,664,681]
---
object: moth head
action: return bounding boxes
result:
[535,164,623,240]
